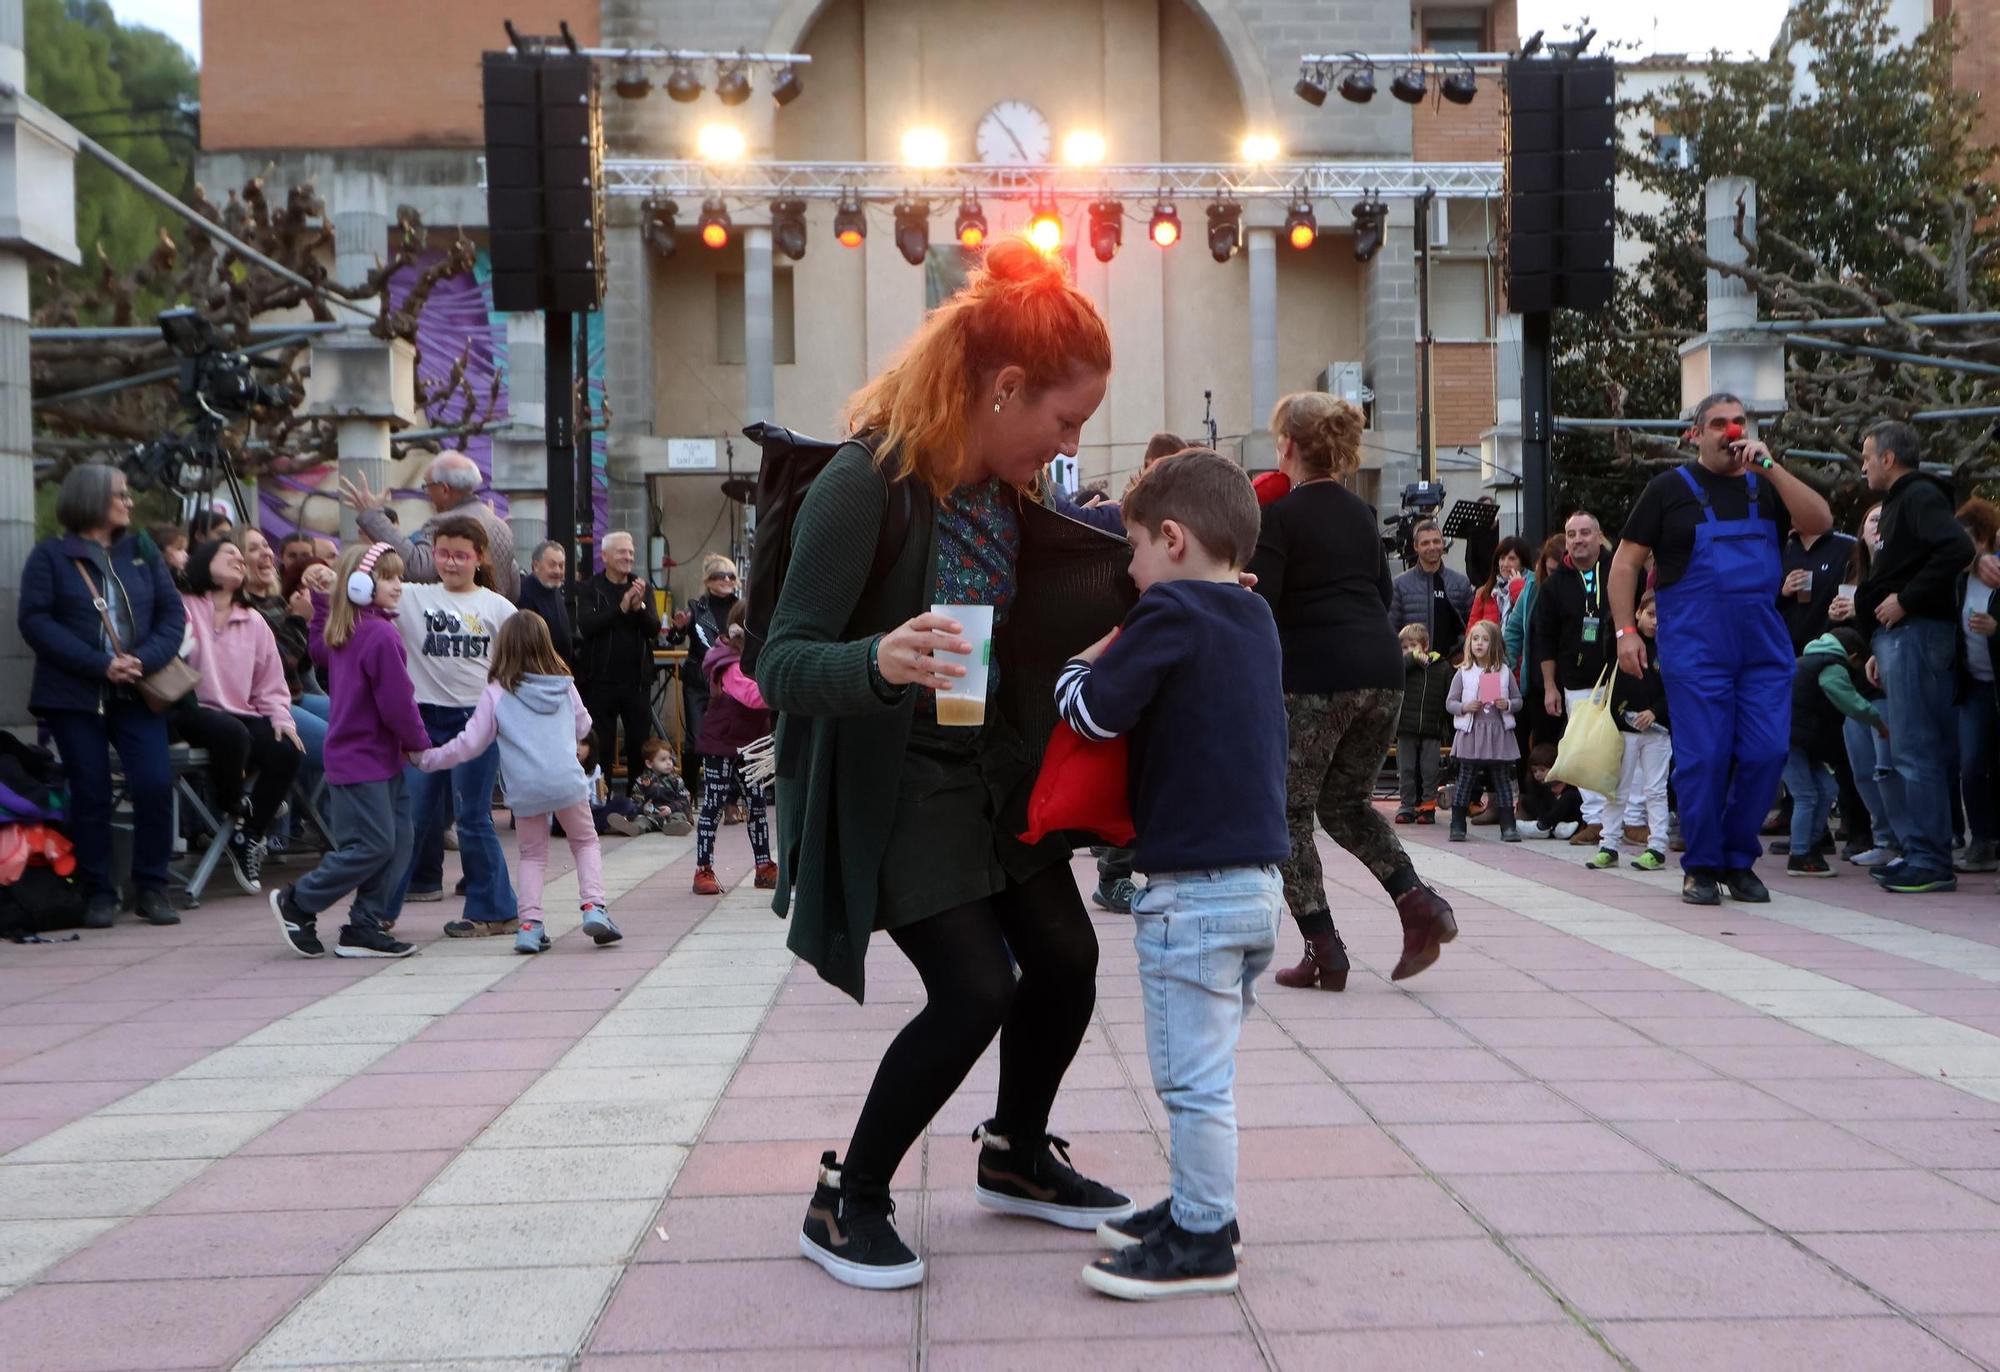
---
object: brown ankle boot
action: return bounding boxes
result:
[1391,884,1457,981]
[1273,926,1350,991]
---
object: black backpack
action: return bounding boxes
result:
[740,423,911,677]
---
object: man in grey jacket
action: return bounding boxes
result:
[341,451,520,603]
[1390,519,1475,659]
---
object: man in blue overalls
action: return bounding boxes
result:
[1609,393,1834,905]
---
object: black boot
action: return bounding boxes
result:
[1498,806,1521,843]
[1449,810,1469,841]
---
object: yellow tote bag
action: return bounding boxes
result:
[1548,668,1624,796]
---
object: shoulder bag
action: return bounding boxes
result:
[71,559,199,712]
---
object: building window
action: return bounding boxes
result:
[1652,131,1692,169]
[1420,6,1488,52]
[1431,258,1494,339]
[716,271,797,366]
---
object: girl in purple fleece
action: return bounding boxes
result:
[269,543,433,960]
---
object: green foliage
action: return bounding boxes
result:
[25,0,197,321]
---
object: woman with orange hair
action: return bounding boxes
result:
[760,241,1136,1290]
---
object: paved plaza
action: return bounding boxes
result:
[4,814,2000,1370]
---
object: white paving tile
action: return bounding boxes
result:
[0,1217,119,1283]
[0,1159,211,1220]
[344,1199,657,1271]
[4,1110,286,1163]
[98,1075,345,1115]
[415,1145,687,1205]
[511,1064,734,1106]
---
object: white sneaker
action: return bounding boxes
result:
[1553,822,1580,841]
[1847,847,1893,867]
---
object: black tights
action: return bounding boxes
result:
[842,860,1099,1189]
[171,706,300,836]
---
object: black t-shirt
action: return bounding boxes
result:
[1247,482,1403,695]
[1429,572,1466,658]
[1621,463,1794,590]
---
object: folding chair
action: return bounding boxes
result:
[164,741,247,908]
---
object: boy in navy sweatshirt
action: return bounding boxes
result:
[1054,449,1288,1301]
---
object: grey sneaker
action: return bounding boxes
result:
[404,887,445,904]
[1091,879,1136,914]
[580,903,622,945]
[1955,840,1999,874]
[607,813,645,837]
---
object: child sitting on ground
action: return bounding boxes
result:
[1055,449,1288,1301]
[632,737,696,836]
[1394,623,1454,825]
[1521,742,1583,841]
[1595,590,1673,872]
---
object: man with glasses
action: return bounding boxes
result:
[343,450,520,602]
[577,531,664,796]
[668,554,742,787]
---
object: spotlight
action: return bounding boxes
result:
[770,65,803,106]
[955,196,988,249]
[1339,66,1376,103]
[1148,202,1181,248]
[613,62,651,99]
[1241,134,1280,164]
[1391,67,1427,104]
[1285,201,1318,250]
[1062,131,1107,166]
[901,127,949,167]
[894,200,931,266]
[1028,200,1063,254]
[1442,63,1478,105]
[1295,64,1329,107]
[770,198,807,261]
[834,195,866,248]
[696,123,746,162]
[1207,201,1241,263]
[1088,200,1122,263]
[644,200,678,259]
[1351,196,1388,263]
[698,198,731,250]
[666,62,703,103]
[716,62,752,107]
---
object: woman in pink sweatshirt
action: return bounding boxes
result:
[175,538,304,890]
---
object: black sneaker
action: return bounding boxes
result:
[335,925,417,959]
[1682,869,1720,906]
[1081,1218,1238,1300]
[1098,1198,1243,1258]
[1884,866,1959,895]
[973,1122,1135,1230]
[134,887,179,926]
[798,1151,924,1290]
[82,894,118,929]
[1871,860,1911,886]
[226,828,267,891]
[1720,868,1771,903]
[1091,879,1135,914]
[270,888,323,958]
[1786,853,1834,878]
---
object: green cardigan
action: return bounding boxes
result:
[759,442,1133,1003]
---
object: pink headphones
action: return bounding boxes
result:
[346,543,393,605]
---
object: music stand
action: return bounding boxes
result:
[1441,499,1499,543]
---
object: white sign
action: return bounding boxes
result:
[667,437,718,471]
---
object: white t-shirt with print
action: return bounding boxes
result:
[396,582,516,707]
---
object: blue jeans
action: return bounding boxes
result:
[390,703,517,923]
[1875,619,1958,872]
[1843,714,1900,850]
[1958,682,1998,845]
[41,703,173,901]
[1782,749,1840,857]
[1131,865,1283,1235]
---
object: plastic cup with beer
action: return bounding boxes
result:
[932,603,994,727]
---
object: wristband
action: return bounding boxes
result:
[1614,626,1635,639]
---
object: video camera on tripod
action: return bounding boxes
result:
[125,309,293,507]
[1382,480,1447,568]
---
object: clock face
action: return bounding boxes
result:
[976,100,1052,165]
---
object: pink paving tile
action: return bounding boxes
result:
[1236,1125,1420,1180]
[1448,1015,1653,1048]
[1239,1237,1566,1330]
[1513,1233,1880,1318]
[1392,1121,1664,1175]
[1683,1044,1918,1079]
[930,1336,1269,1372]
[1222,1050,1331,1087]
[726,1060,894,1098]
[759,1004,921,1034]
[1572,990,1763,1018]
[0,1274,316,1371]
[1804,1233,2000,1314]
[153,1149,455,1214]
[366,1036,575,1074]
[1839,1118,2000,1169]
[131,995,318,1022]
[1943,1171,2000,1203]
[1496,1045,1719,1082]
[1267,1324,1620,1372]
[931,1086,1152,1136]
[72,1019,272,1050]
[414,1008,608,1040]
[642,1192,861,1263]
[590,1259,916,1351]
[1247,988,1437,1019]
[1699,1168,2000,1233]
[744,1030,902,1063]
[1400,991,1599,1019]
[44,1206,394,1282]
[238,1102,504,1155]
[1615,1119,1909,1171]
[452,986,627,1013]
[926,1250,1252,1341]
[1235,1175,1485,1243]
[1227,1083,1372,1129]
[1933,1317,2000,1366]
[0,1116,61,1150]
[1604,1318,1979,1372]
[672,1139,920,1197]
[583,1353,910,1372]
[1309,1047,1526,1084]
[0,1000,161,1026]
[1754,1076,2000,1121]
[1559,1079,1805,1122]
[921,1186,1135,1257]
[1448,1171,1761,1236]
[0,1023,94,1066]
[1279,1017,1473,1050]
[1345,1081,1590,1125]
[0,1043,206,1084]
[0,1080,148,1121]
[308,1068,542,1110]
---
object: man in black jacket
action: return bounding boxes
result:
[1858,420,1975,893]
[576,530,662,793]
[1533,511,1615,845]
[517,541,576,669]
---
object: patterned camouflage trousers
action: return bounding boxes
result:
[1280,688,1415,919]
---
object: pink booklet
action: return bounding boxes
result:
[1476,669,1505,706]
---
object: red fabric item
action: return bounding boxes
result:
[1251,470,1292,505]
[1468,588,1502,627]
[1018,722,1136,848]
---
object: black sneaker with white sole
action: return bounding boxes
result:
[972,1121,1135,1229]
[1081,1218,1238,1300]
[226,828,267,891]
[335,925,416,959]
[1098,1197,1243,1257]
[270,888,323,958]
[798,1151,924,1290]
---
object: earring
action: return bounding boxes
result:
[992,398,1004,412]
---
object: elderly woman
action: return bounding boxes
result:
[19,465,185,926]
[667,552,741,782]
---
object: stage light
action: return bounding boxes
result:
[1241,134,1280,164]
[1442,63,1478,105]
[1063,131,1107,166]
[835,195,866,248]
[1391,67,1427,104]
[770,65,803,106]
[644,200,678,259]
[1351,195,1388,262]
[955,196,988,249]
[894,200,931,266]
[770,198,808,261]
[901,127,949,168]
[696,123,746,162]
[1088,200,1122,263]
[1207,201,1241,262]
[613,62,651,99]
[716,63,752,107]
[698,198,731,250]
[1028,201,1063,254]
[1285,201,1318,250]
[1295,64,1328,107]
[1149,202,1181,248]
[1339,66,1376,103]
[666,62,703,103]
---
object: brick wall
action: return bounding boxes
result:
[1941,0,2000,163]
[1431,341,1497,447]
[1413,98,1504,162]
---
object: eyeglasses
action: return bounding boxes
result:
[112,490,134,503]
[432,549,478,564]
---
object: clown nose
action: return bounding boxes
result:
[1725,421,1745,443]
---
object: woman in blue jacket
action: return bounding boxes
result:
[19,464,186,926]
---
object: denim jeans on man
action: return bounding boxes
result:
[1874,618,1958,873]
[389,702,517,923]
[1958,681,1998,846]
[1131,865,1283,1234]
[1782,749,1841,858]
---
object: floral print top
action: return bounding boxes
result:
[931,477,1021,623]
